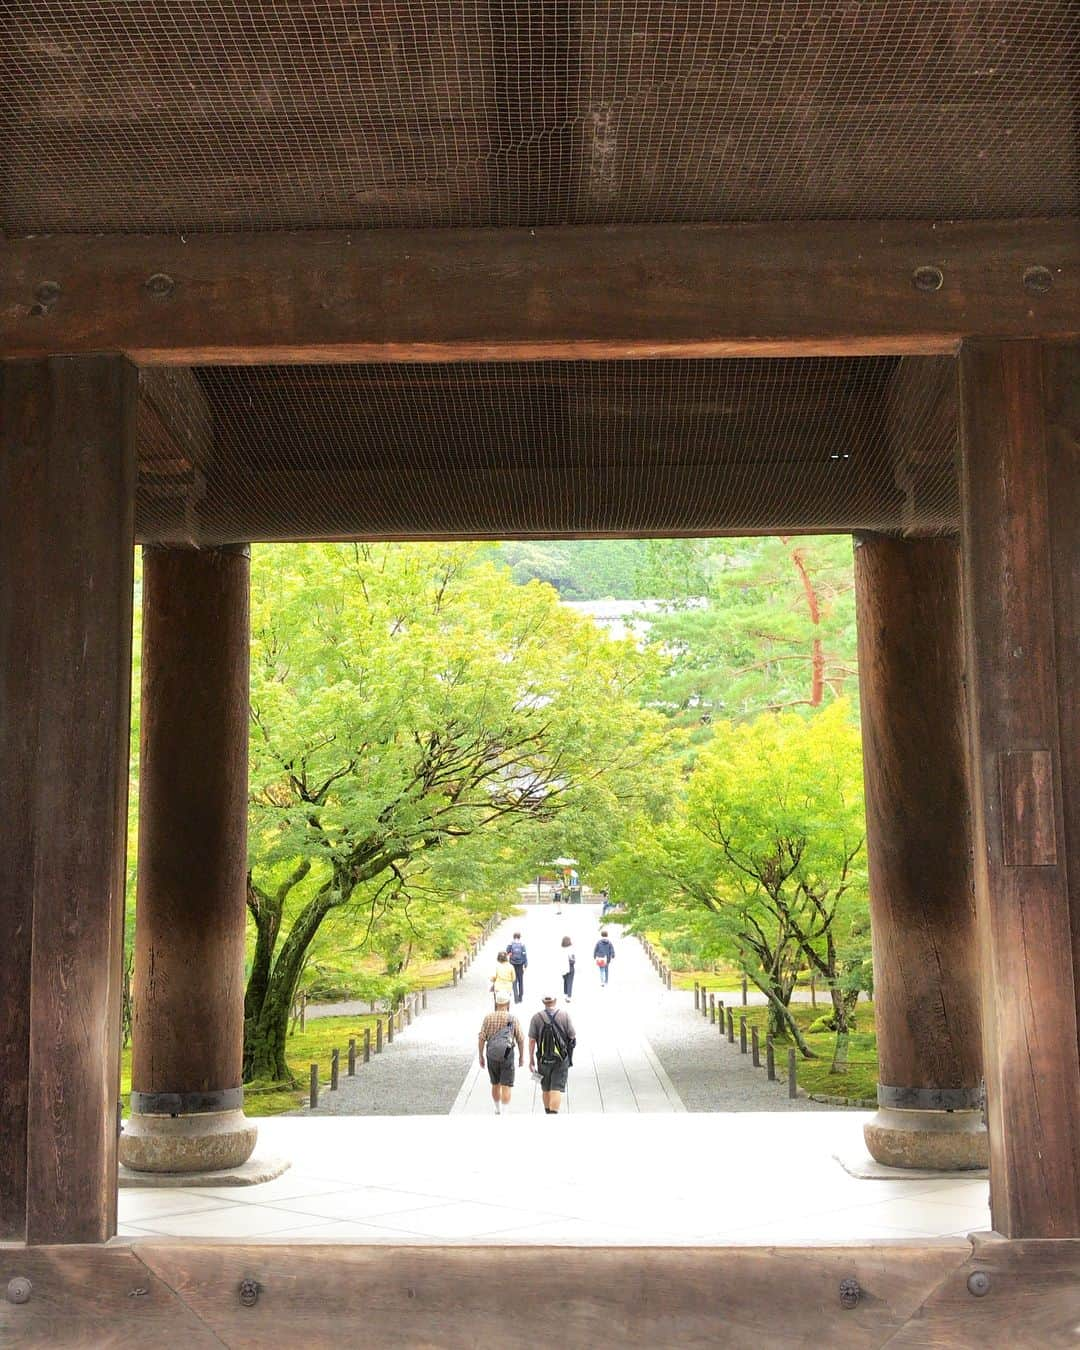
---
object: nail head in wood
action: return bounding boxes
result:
[144,272,176,300]
[1022,265,1053,294]
[912,265,944,292]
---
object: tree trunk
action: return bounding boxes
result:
[243,884,335,1083]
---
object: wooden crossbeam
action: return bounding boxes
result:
[0,219,1075,365]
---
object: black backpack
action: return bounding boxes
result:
[536,1010,570,1065]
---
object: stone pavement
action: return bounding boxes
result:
[300,902,819,1117]
[114,1113,992,1244]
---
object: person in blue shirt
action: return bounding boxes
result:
[593,930,615,987]
[505,931,528,1003]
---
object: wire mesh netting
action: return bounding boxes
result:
[134,355,958,544]
[2,1,1077,235]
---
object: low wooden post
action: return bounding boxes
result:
[375,1020,383,1053]
[452,966,459,987]
[299,992,307,1031]
[766,1036,776,1081]
[741,975,748,1006]
[347,1038,356,1076]
[751,1026,760,1067]
[717,1000,724,1031]
[694,982,700,1011]
[788,1049,798,1099]
[330,1048,340,1091]
[726,1009,735,1043]
[386,1014,394,1045]
[739,1017,747,1054]
[405,1000,412,1027]
[709,993,716,1025]
[422,990,428,1011]
[364,1028,371,1063]
[309,1064,318,1109]
[666,969,673,991]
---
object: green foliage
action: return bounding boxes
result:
[636,535,858,726]
[485,540,650,599]
[243,541,663,1081]
[606,702,868,1050]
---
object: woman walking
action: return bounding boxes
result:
[490,949,516,1008]
[561,935,576,1002]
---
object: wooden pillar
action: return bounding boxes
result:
[121,545,256,1173]
[853,535,986,1169]
[0,357,136,1243]
[959,339,1080,1238]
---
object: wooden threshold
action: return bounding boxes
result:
[1,1235,1078,1347]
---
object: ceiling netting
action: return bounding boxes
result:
[1,1,1076,234]
[135,356,958,544]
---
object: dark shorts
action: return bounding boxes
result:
[487,1054,516,1086]
[539,1060,569,1092]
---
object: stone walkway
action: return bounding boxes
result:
[297,902,827,1117]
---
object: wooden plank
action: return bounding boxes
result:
[134,1241,968,1348]
[0,356,136,1243]
[887,1234,1080,1348]
[0,219,1076,365]
[0,1246,222,1348]
[958,339,1080,1239]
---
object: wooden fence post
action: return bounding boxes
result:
[375,1020,383,1053]
[405,999,413,1027]
[453,965,459,987]
[709,993,716,1024]
[309,1063,318,1109]
[694,981,700,1011]
[739,1017,747,1054]
[364,1028,371,1063]
[766,1035,776,1081]
[666,969,673,991]
[788,1049,798,1098]
[386,1014,394,1044]
[347,1038,356,1076]
[726,1009,735,1043]
[422,990,428,1011]
[741,975,748,1006]
[751,1026,760,1067]
[300,991,307,1031]
[717,1000,725,1031]
[330,1048,340,1090]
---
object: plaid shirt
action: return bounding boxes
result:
[478,1010,525,1059]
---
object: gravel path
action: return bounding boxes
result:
[294,904,835,1115]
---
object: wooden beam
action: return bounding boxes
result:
[0,357,136,1243]
[1,219,1075,366]
[136,368,213,546]
[959,339,1080,1239]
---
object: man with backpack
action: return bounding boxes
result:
[477,990,524,1115]
[594,929,615,986]
[505,931,528,1004]
[528,994,577,1114]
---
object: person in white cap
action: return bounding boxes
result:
[528,994,577,1114]
[477,990,524,1115]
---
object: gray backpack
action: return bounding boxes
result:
[486,1016,516,1062]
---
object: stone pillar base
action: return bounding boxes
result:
[119,1107,258,1174]
[864,1106,988,1171]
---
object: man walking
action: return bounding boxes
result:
[594,929,615,987]
[506,931,528,1004]
[477,990,524,1115]
[528,994,576,1115]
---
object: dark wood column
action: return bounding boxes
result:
[0,356,136,1243]
[854,534,985,1168]
[959,339,1080,1239]
[123,544,255,1173]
